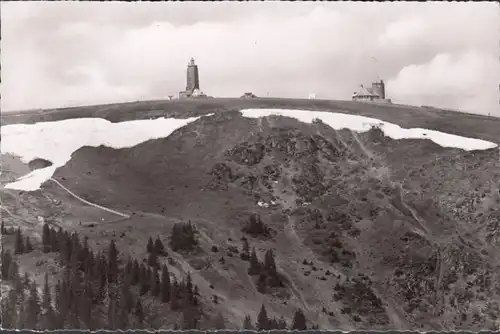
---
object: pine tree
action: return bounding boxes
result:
[1,220,5,234]
[1,289,18,328]
[26,281,41,329]
[23,271,30,288]
[139,264,149,295]
[25,236,34,253]
[14,228,24,254]
[256,304,269,331]
[120,273,134,314]
[269,317,279,329]
[107,295,118,330]
[185,272,194,304]
[42,223,50,252]
[1,249,12,280]
[248,248,261,275]
[131,259,140,286]
[134,299,144,329]
[147,237,154,253]
[42,273,51,310]
[264,249,277,275]
[154,237,166,256]
[42,305,57,330]
[241,238,250,261]
[257,273,267,294]
[147,251,159,269]
[160,264,171,303]
[7,257,20,282]
[291,308,307,330]
[150,267,160,297]
[243,314,254,330]
[170,278,180,310]
[107,240,119,282]
[181,305,200,330]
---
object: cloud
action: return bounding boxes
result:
[1,2,498,116]
[388,51,500,115]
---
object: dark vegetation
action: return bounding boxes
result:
[1,223,311,330]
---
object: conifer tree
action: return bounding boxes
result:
[181,304,200,330]
[154,237,166,256]
[107,240,119,282]
[131,259,140,286]
[17,299,26,329]
[42,223,50,252]
[25,236,33,253]
[147,251,159,269]
[170,278,180,310]
[1,249,12,279]
[134,298,144,329]
[243,314,254,329]
[269,317,279,329]
[291,308,307,330]
[147,237,154,253]
[264,249,277,275]
[1,220,5,235]
[185,272,194,303]
[26,281,41,329]
[107,295,118,330]
[150,267,160,297]
[160,264,171,303]
[241,238,250,261]
[7,257,19,282]
[23,271,30,288]
[256,304,269,331]
[42,273,51,310]
[248,248,261,275]
[1,290,18,328]
[139,264,150,295]
[14,228,24,254]
[120,273,134,314]
[257,273,267,294]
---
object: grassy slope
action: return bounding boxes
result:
[2,98,500,144]
[2,98,500,330]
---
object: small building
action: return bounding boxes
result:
[352,80,391,103]
[241,92,257,99]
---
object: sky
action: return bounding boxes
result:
[2,2,499,116]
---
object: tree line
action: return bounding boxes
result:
[1,220,314,330]
[1,222,202,330]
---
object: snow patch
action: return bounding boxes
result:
[257,200,276,208]
[240,109,498,152]
[1,116,207,191]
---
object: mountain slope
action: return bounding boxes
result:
[33,108,500,330]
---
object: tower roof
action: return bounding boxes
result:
[188,58,196,66]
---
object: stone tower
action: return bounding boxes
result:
[371,80,385,99]
[186,58,200,93]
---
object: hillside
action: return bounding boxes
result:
[1,98,500,331]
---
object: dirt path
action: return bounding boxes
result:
[48,178,130,219]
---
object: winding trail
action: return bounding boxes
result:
[47,177,131,219]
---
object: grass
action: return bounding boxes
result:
[2,98,500,144]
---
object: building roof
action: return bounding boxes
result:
[352,85,380,98]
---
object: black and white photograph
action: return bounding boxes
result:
[1,1,500,331]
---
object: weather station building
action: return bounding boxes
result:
[179,58,208,99]
[352,80,392,103]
